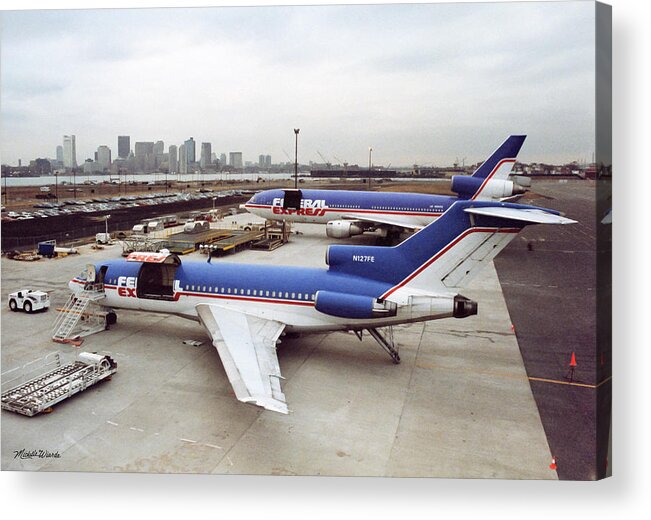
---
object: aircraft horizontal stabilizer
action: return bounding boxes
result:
[464,206,577,225]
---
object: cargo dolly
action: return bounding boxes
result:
[1,352,117,416]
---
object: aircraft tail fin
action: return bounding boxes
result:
[450,135,527,201]
[326,200,575,295]
[471,135,526,181]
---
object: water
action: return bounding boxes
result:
[3,172,448,187]
[3,172,295,187]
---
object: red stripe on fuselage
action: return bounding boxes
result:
[244,203,443,218]
[103,284,315,307]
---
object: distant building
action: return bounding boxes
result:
[259,155,265,167]
[97,145,112,171]
[200,142,212,169]
[154,140,164,168]
[179,144,187,174]
[118,136,130,159]
[56,145,63,163]
[63,135,77,168]
[184,137,196,164]
[229,152,243,169]
[265,155,272,168]
[220,153,227,167]
[211,152,217,163]
[134,141,155,173]
[169,145,178,173]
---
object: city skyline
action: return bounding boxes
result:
[1,3,596,166]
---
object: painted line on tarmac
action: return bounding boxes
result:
[416,361,612,390]
[528,375,612,389]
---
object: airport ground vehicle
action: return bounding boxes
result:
[8,289,50,313]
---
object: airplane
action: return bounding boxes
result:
[69,199,575,414]
[242,135,532,240]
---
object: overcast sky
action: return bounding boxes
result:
[1,1,596,167]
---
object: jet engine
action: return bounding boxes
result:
[315,290,397,319]
[326,220,366,239]
[450,175,528,200]
[453,295,478,318]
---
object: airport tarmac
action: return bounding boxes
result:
[1,214,556,478]
[494,178,609,480]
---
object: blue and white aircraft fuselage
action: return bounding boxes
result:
[69,199,575,414]
[243,135,529,239]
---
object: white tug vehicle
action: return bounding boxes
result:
[8,289,50,313]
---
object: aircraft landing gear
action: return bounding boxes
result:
[354,327,400,364]
[106,311,117,329]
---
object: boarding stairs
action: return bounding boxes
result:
[1,352,117,416]
[52,283,107,342]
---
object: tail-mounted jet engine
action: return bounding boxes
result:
[450,175,528,200]
[315,291,397,319]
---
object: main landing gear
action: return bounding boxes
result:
[354,326,400,364]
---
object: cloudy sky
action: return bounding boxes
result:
[1,1,595,167]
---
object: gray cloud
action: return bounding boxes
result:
[1,2,596,166]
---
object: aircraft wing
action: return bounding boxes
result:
[195,303,288,414]
[464,206,577,225]
[342,214,423,230]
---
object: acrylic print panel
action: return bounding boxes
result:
[0,1,611,480]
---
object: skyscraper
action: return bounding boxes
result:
[220,153,227,167]
[134,142,154,173]
[184,137,196,164]
[97,146,112,171]
[259,155,265,167]
[229,152,243,169]
[179,144,187,174]
[63,135,77,168]
[154,140,164,168]
[200,142,212,169]
[265,155,272,168]
[56,145,63,163]
[118,136,130,159]
[169,145,178,174]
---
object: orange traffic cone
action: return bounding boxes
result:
[566,353,577,382]
[549,456,557,470]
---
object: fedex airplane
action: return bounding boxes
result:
[69,199,575,413]
[242,135,530,240]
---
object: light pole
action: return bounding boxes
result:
[368,147,373,190]
[105,214,111,236]
[294,128,300,189]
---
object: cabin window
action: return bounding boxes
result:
[305,294,309,300]
[272,291,276,297]
[297,294,302,300]
[246,289,251,295]
[240,289,245,295]
[266,291,270,296]
[285,292,289,298]
[311,294,316,301]
[291,292,295,299]
[253,290,257,296]
[203,286,206,292]
[227,288,231,294]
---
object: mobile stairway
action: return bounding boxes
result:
[52,283,107,342]
[1,352,117,416]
